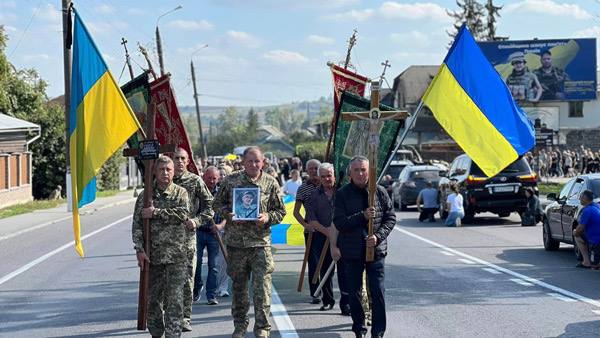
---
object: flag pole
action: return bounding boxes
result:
[377,100,424,184]
[62,0,72,212]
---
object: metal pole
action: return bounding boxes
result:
[377,100,424,184]
[62,0,72,212]
[190,60,207,159]
[155,26,164,76]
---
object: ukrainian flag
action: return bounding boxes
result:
[271,195,305,246]
[69,10,142,257]
[422,25,535,177]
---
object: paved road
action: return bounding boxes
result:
[1,197,600,337]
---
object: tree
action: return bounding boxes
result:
[485,0,506,41]
[447,0,486,42]
[246,108,259,143]
[97,146,124,191]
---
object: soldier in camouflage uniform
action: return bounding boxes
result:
[213,146,286,338]
[171,148,214,332]
[132,155,190,338]
[505,51,542,102]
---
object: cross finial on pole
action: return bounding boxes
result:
[379,60,391,84]
[343,29,358,69]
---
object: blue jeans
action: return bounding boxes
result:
[194,231,219,299]
[445,210,465,226]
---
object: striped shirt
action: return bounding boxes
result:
[296,180,319,210]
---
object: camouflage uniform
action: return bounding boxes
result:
[213,170,286,338]
[173,170,214,327]
[132,183,190,338]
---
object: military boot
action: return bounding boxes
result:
[232,328,245,338]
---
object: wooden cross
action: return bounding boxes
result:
[341,81,408,262]
[122,101,175,330]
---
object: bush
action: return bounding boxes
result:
[97,146,124,191]
[295,141,327,163]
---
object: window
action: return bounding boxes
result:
[568,179,585,201]
[559,179,575,200]
[569,101,584,118]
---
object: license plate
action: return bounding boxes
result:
[493,186,514,193]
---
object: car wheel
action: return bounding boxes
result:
[463,209,475,224]
[393,192,399,209]
[542,218,560,251]
[400,202,408,211]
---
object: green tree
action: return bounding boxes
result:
[485,0,505,41]
[97,146,124,191]
[447,0,486,42]
[246,107,259,143]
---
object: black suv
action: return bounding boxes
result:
[543,174,600,251]
[439,154,538,222]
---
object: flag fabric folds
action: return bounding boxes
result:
[270,195,305,246]
[421,25,535,177]
[69,10,142,257]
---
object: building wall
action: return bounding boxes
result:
[0,152,33,208]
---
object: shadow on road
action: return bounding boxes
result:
[557,320,600,337]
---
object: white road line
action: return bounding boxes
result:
[482,267,503,275]
[394,226,600,309]
[592,310,600,316]
[440,251,455,256]
[547,293,577,302]
[458,258,476,265]
[0,198,135,242]
[271,286,299,338]
[0,215,132,286]
[510,278,534,287]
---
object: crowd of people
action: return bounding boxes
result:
[524,146,600,179]
[132,148,395,338]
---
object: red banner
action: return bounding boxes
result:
[331,64,369,113]
[150,75,200,175]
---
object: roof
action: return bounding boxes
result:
[0,114,40,132]
[258,125,287,139]
[392,65,439,109]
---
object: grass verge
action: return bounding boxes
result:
[538,182,562,197]
[0,199,64,219]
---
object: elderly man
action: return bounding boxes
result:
[193,166,227,303]
[305,162,345,311]
[333,156,396,338]
[574,190,600,269]
[132,155,190,338]
[294,158,322,303]
[172,148,214,331]
[213,146,286,338]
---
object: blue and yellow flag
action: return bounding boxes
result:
[69,10,142,257]
[422,25,535,177]
[271,195,305,246]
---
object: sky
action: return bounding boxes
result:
[2,0,600,107]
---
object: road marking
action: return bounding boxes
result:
[0,215,132,286]
[547,293,577,303]
[510,278,534,287]
[440,250,455,256]
[271,286,299,338]
[458,258,476,265]
[482,267,503,275]
[394,226,600,309]
[0,198,135,242]
[592,310,600,316]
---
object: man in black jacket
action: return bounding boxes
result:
[333,156,396,338]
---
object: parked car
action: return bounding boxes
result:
[385,160,413,181]
[542,174,600,252]
[392,165,442,211]
[438,154,538,222]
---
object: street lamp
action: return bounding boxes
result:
[191,44,209,160]
[155,5,183,76]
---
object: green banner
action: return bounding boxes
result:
[332,91,403,184]
[121,72,151,176]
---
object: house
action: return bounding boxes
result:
[0,114,41,208]
[256,125,295,157]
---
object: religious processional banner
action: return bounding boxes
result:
[121,72,151,176]
[150,75,200,175]
[331,64,369,113]
[332,91,403,184]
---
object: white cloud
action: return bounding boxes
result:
[574,26,600,38]
[226,30,262,48]
[323,9,374,22]
[127,8,145,16]
[3,25,17,32]
[95,4,114,14]
[263,50,309,64]
[307,34,334,45]
[379,2,450,22]
[37,3,61,23]
[506,0,591,20]
[168,20,215,31]
[323,50,342,59]
[0,1,16,9]
[390,30,431,49]
[102,53,115,62]
[87,21,129,35]
[23,54,49,62]
[0,12,17,22]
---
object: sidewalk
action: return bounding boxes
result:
[0,190,137,240]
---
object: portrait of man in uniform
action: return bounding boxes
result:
[233,188,260,220]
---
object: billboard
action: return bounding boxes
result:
[478,38,597,102]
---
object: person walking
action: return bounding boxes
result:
[333,156,396,338]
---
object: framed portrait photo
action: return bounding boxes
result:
[232,187,260,221]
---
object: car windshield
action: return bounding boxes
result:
[590,179,600,198]
[409,170,439,180]
[386,166,404,178]
[393,152,413,161]
[470,158,531,176]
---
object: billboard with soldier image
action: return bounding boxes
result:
[478,38,597,102]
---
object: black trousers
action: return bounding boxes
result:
[336,259,350,310]
[313,231,335,306]
[418,208,438,222]
[344,256,386,336]
[305,232,321,298]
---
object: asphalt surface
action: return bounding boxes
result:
[1,195,600,337]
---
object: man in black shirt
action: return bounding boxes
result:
[333,156,396,338]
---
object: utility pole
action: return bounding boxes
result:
[155,27,164,76]
[62,0,72,211]
[190,60,207,160]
